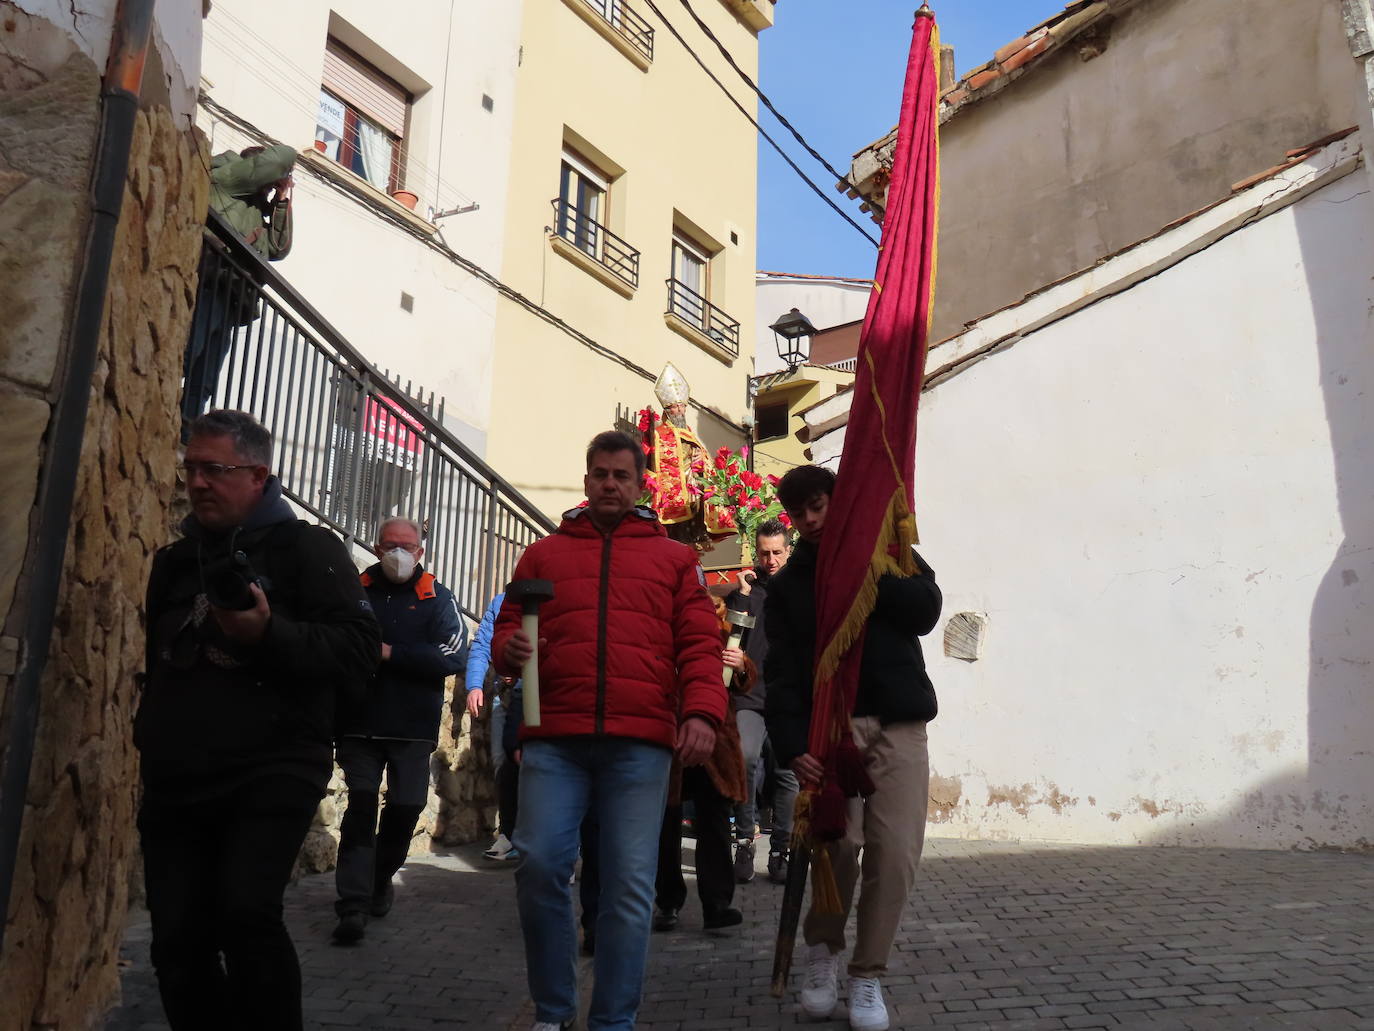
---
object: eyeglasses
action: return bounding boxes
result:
[180,461,257,480]
[378,541,421,554]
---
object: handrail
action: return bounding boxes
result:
[205,212,554,532]
[188,212,556,619]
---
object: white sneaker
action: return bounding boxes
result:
[484,833,514,860]
[847,976,888,1031]
[799,942,839,1018]
[530,1023,568,1031]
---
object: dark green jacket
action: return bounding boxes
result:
[209,144,296,257]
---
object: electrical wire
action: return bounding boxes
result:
[638,0,880,249]
[672,0,866,198]
[198,96,749,437]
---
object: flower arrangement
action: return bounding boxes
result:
[635,407,790,557]
[697,445,790,555]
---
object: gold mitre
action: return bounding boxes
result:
[654,363,691,407]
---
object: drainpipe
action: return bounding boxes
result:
[0,0,155,954]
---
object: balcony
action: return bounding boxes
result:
[665,278,740,361]
[563,0,655,69]
[550,197,641,294]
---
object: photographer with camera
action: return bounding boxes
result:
[137,409,380,1030]
[331,516,468,944]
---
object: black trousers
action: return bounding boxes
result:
[497,746,520,840]
[139,774,321,1031]
[335,737,431,916]
[655,767,735,917]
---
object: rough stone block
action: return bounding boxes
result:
[0,393,50,623]
[944,611,989,661]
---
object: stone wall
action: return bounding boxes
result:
[0,7,209,1021]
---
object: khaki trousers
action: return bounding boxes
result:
[802,717,929,976]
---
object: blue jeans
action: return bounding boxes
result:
[514,737,671,1031]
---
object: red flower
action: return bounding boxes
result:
[714,453,728,470]
[726,462,740,477]
[767,473,780,487]
[778,512,792,528]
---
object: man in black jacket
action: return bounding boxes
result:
[331,516,468,943]
[138,410,380,1031]
[764,465,942,1031]
[724,518,799,885]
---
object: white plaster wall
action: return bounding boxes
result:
[18,0,202,118]
[198,0,523,451]
[755,276,871,375]
[811,172,1374,850]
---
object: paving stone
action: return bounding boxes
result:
[103,839,1374,1030]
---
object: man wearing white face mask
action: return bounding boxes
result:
[331,517,468,943]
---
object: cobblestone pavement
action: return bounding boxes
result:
[106,838,1374,1030]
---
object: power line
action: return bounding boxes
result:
[672,0,866,199]
[639,0,880,249]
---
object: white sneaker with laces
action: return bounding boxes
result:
[799,942,839,1019]
[847,976,888,1031]
[484,833,514,860]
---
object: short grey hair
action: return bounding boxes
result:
[376,516,423,544]
[189,409,272,467]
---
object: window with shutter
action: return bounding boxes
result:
[314,39,410,196]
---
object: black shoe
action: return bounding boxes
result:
[332,912,366,944]
[767,851,789,885]
[733,840,756,884]
[703,906,743,931]
[370,882,395,918]
[653,907,679,932]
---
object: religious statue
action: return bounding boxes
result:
[642,363,736,552]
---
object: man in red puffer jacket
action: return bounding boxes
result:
[494,430,725,1031]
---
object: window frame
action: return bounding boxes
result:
[754,401,789,442]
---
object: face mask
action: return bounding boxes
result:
[381,548,416,584]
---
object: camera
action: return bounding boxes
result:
[201,549,262,611]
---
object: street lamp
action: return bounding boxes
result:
[769,308,816,370]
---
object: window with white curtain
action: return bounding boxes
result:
[313,39,408,196]
[670,231,710,327]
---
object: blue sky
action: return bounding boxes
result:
[753,1,1066,278]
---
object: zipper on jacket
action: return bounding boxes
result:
[594,530,613,735]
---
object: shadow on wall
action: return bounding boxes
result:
[1299,167,1374,849]
[1135,168,1374,852]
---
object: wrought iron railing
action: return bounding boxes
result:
[665,278,741,357]
[183,212,556,621]
[575,0,655,61]
[551,198,641,289]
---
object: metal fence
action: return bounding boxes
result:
[184,212,555,621]
[575,0,655,61]
[551,197,641,288]
[666,277,741,357]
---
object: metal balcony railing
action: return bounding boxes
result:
[551,198,641,289]
[183,212,556,621]
[665,278,741,357]
[575,0,655,62]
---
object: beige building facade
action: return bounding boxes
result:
[490,0,774,519]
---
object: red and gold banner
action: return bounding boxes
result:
[806,9,941,808]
